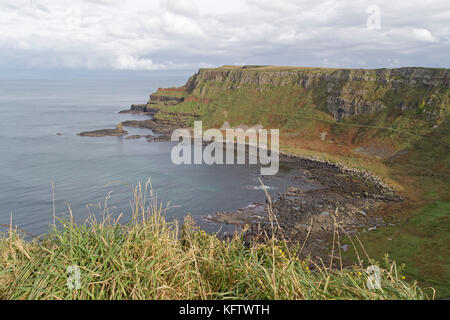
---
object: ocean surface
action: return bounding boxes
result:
[0,75,309,235]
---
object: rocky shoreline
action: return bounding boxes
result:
[208,152,401,263]
[79,108,179,141]
[121,119,182,135]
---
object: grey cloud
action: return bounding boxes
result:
[0,0,448,71]
[164,0,200,17]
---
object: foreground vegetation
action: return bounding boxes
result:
[0,181,428,300]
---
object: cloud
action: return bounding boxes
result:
[160,12,204,37]
[412,28,440,43]
[0,0,448,71]
[113,55,166,70]
[164,0,199,17]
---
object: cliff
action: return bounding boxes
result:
[141,65,449,166]
[184,66,449,121]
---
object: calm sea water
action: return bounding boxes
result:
[0,75,307,235]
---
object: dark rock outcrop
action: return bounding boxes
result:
[149,94,185,104]
[121,119,182,135]
[78,128,128,137]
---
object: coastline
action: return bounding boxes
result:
[78,105,402,265]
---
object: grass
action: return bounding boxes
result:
[344,193,450,297]
[0,180,428,300]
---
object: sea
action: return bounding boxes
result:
[0,72,310,235]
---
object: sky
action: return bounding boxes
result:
[0,0,448,73]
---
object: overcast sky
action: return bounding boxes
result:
[0,0,448,72]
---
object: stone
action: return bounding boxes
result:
[78,128,128,137]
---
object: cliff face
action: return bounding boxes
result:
[149,93,185,104]
[134,90,187,113]
[184,66,449,121]
[186,67,449,89]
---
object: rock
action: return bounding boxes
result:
[327,97,387,121]
[130,104,147,112]
[153,135,171,142]
[321,211,329,216]
[78,128,128,137]
[119,109,152,115]
[121,119,181,135]
[320,132,327,141]
[123,103,161,115]
[285,193,298,197]
[149,94,184,103]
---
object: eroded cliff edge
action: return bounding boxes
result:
[183,66,449,121]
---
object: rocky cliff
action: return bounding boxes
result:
[184,66,449,121]
[149,93,185,104]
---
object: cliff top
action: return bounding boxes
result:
[200,65,449,73]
